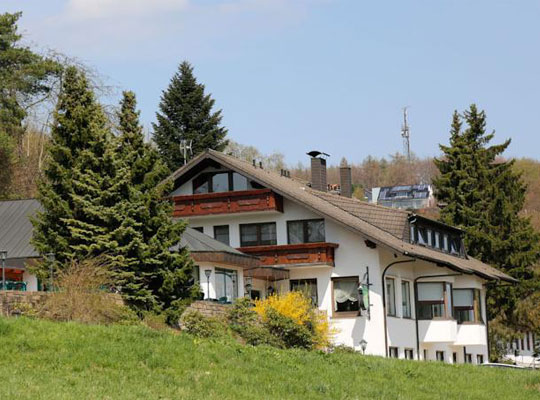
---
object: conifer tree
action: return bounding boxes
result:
[152,61,228,171]
[32,67,123,273]
[434,105,540,323]
[115,91,196,313]
[0,12,60,196]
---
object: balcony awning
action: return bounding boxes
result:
[244,266,289,282]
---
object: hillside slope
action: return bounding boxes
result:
[0,317,538,399]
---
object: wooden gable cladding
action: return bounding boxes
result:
[172,189,283,217]
[237,242,339,267]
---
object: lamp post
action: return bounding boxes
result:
[245,276,253,299]
[359,339,368,355]
[45,253,55,292]
[0,250,7,291]
[204,269,212,300]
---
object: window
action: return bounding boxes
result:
[290,279,318,306]
[465,353,472,364]
[453,289,483,324]
[213,225,230,246]
[410,221,464,257]
[389,347,398,358]
[215,268,238,302]
[192,226,204,233]
[332,277,360,314]
[436,351,445,362]
[386,277,396,316]
[240,223,277,247]
[452,352,457,364]
[401,280,412,318]
[527,333,531,351]
[192,171,263,194]
[287,219,325,244]
[192,265,200,285]
[423,349,428,361]
[404,349,414,360]
[476,354,484,364]
[417,282,452,320]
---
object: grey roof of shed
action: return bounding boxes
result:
[0,200,255,266]
[178,227,252,257]
[168,149,515,283]
[0,199,41,260]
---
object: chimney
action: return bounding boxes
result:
[340,159,352,198]
[307,151,329,192]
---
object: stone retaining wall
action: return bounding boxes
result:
[185,300,230,318]
[0,291,50,316]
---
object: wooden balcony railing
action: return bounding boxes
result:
[172,189,283,218]
[237,242,339,267]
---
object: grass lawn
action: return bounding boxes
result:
[0,317,538,399]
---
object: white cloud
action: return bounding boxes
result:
[65,0,189,19]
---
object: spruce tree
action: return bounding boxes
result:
[115,91,196,313]
[434,105,540,323]
[32,67,123,274]
[152,61,228,171]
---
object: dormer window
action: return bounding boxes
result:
[410,217,464,258]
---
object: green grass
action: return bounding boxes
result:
[0,317,538,399]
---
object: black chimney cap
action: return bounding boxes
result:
[307,150,330,159]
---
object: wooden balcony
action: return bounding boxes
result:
[237,242,339,267]
[172,189,283,218]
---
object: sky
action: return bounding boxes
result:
[5,0,540,166]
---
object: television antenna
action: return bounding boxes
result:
[180,139,193,165]
[401,107,411,162]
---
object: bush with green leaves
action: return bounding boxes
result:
[227,298,282,347]
[180,310,228,338]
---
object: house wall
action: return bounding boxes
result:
[173,168,491,363]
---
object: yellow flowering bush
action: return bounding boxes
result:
[254,291,333,349]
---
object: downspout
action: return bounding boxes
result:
[382,258,417,357]
[414,273,462,361]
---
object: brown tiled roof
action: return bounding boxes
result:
[168,150,515,283]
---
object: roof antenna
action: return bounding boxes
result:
[180,139,193,165]
[401,107,411,162]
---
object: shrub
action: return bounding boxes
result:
[180,309,228,338]
[39,258,137,325]
[263,308,313,349]
[254,292,334,350]
[228,298,283,347]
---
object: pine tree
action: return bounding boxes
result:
[115,91,196,313]
[152,61,228,171]
[31,67,123,274]
[434,105,540,323]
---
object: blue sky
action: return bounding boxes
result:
[6,0,540,165]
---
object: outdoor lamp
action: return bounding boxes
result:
[0,250,7,291]
[245,276,253,297]
[359,339,368,354]
[45,253,55,291]
[204,269,212,300]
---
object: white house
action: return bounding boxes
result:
[504,331,539,367]
[167,149,515,364]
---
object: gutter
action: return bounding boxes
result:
[381,258,417,357]
[413,273,462,360]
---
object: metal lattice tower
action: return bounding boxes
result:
[401,107,411,161]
